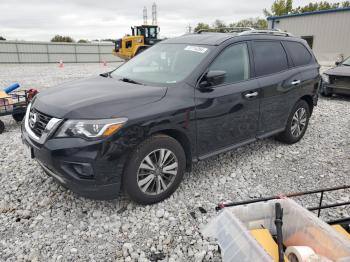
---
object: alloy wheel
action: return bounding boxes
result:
[291,108,307,137]
[137,149,178,195]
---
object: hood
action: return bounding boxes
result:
[33,76,167,119]
[325,65,350,77]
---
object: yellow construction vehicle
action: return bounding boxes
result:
[113,25,161,60]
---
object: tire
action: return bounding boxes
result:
[123,134,186,205]
[12,112,25,122]
[276,100,310,144]
[0,120,4,134]
[320,85,332,97]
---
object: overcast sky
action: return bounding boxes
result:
[0,0,341,41]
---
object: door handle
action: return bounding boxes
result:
[291,80,301,85]
[244,91,258,98]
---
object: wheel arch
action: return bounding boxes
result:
[300,94,314,115]
[150,128,193,172]
[134,45,149,56]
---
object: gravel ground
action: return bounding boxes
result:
[0,63,349,261]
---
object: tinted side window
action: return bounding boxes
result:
[284,41,312,67]
[252,41,288,77]
[209,43,250,85]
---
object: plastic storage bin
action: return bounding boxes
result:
[203,199,350,262]
[202,208,274,262]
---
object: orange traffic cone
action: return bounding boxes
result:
[59,60,64,68]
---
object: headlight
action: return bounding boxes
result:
[322,74,329,83]
[56,118,127,139]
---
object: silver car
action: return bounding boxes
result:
[321,56,350,96]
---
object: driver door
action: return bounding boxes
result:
[195,42,261,157]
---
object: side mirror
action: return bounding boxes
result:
[335,61,341,66]
[199,70,226,88]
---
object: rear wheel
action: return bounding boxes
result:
[276,100,310,144]
[123,134,186,205]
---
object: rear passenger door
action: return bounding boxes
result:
[252,40,303,136]
[283,41,320,100]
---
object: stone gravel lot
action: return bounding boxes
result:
[0,63,349,262]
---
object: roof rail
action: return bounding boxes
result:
[197,27,255,34]
[238,28,293,37]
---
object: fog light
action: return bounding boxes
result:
[73,163,94,178]
[62,162,94,179]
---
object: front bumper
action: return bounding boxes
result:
[21,123,127,200]
[323,82,350,95]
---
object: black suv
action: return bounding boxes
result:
[22,30,320,204]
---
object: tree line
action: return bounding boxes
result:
[50,35,114,43]
[194,18,268,32]
[264,0,349,16]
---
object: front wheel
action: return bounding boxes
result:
[123,134,186,205]
[320,86,332,97]
[276,100,310,144]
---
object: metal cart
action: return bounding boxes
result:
[216,185,350,226]
[0,90,29,134]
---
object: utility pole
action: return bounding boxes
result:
[143,6,148,25]
[152,2,157,25]
[187,24,192,33]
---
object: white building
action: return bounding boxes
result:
[267,7,350,65]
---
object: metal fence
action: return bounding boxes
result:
[0,41,123,63]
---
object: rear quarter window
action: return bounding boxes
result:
[284,41,312,67]
[252,41,289,77]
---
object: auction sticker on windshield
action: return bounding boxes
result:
[184,46,208,53]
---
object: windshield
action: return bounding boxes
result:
[111,43,211,84]
[149,27,157,38]
[342,57,350,66]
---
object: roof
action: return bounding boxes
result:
[162,33,235,46]
[267,7,350,20]
[162,31,301,46]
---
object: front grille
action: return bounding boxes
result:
[29,108,53,137]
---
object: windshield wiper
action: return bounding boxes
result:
[120,77,143,85]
